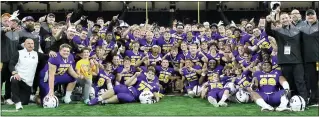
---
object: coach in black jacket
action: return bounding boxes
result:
[299,9,319,106]
[265,12,308,101]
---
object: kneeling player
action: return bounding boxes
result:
[201,73,230,107]
[39,44,83,106]
[249,62,291,111]
[180,59,204,98]
[88,67,160,105]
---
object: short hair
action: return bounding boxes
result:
[280,12,289,16]
[80,47,91,53]
[97,17,104,21]
[131,41,139,45]
[59,44,72,50]
[124,56,131,61]
[147,66,156,73]
[95,46,104,50]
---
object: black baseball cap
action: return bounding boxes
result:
[306,9,316,16]
[47,13,55,18]
[94,24,101,28]
[210,23,218,28]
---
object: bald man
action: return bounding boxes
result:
[290,9,303,27]
[8,39,48,110]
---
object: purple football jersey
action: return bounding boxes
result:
[46,53,74,76]
[148,52,163,64]
[133,75,159,96]
[233,75,252,88]
[271,56,279,69]
[207,81,224,91]
[251,36,273,53]
[155,66,175,83]
[95,69,115,88]
[116,66,136,84]
[139,38,157,52]
[185,52,203,63]
[104,41,117,54]
[253,70,282,93]
[73,36,89,47]
[157,37,175,54]
[125,50,144,66]
[181,66,202,89]
[164,54,183,68]
[172,33,186,44]
[211,32,223,40]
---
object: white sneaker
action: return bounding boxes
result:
[275,106,292,112]
[309,104,319,107]
[218,102,228,107]
[30,95,35,102]
[84,99,90,104]
[188,91,195,98]
[261,106,274,111]
[208,96,219,107]
[63,97,72,104]
[15,102,23,110]
[5,99,14,105]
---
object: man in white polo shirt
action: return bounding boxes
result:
[9,39,47,110]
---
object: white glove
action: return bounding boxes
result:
[11,10,20,18]
[217,21,224,26]
[9,10,19,21]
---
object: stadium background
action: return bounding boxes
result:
[1,1,318,116]
[1,1,318,25]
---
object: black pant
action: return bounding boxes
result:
[304,62,319,103]
[1,62,12,99]
[31,71,40,95]
[280,63,308,100]
[11,78,31,105]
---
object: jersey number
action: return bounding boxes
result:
[138,82,151,91]
[210,83,223,89]
[97,78,105,87]
[159,74,170,83]
[57,67,68,75]
[260,78,276,86]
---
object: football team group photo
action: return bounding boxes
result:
[0,1,318,116]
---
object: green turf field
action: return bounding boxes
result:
[1,96,318,116]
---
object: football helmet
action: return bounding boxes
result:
[235,90,250,103]
[290,95,306,111]
[224,82,237,95]
[192,85,202,97]
[43,95,59,108]
[139,91,155,104]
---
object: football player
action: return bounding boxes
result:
[39,44,83,105]
[249,61,291,111]
[88,67,160,105]
[201,73,231,107]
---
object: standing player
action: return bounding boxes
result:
[249,61,291,111]
[39,44,83,105]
